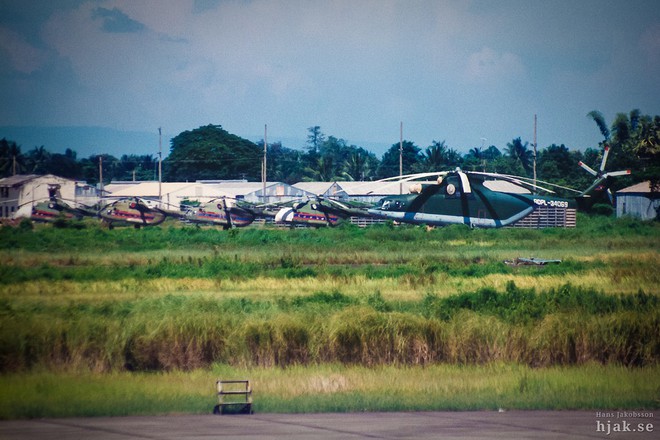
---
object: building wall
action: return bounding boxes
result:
[1,175,77,219]
[617,194,659,221]
[0,185,21,218]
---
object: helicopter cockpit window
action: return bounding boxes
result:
[380,199,403,210]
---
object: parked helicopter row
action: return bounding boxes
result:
[28,191,371,229]
[26,148,629,229]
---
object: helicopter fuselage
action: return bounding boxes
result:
[100,199,167,226]
[368,176,576,228]
[185,203,254,228]
[275,204,341,227]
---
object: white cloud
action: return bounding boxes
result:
[464,47,526,84]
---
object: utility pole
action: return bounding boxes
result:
[480,137,487,172]
[263,124,267,203]
[99,156,103,201]
[12,155,16,176]
[533,114,537,193]
[399,121,403,194]
[158,127,162,206]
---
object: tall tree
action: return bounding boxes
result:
[26,146,51,174]
[49,149,81,179]
[342,148,377,181]
[377,140,421,178]
[302,156,338,182]
[505,137,533,176]
[306,126,325,154]
[116,154,157,181]
[165,124,261,181]
[587,110,611,145]
[0,138,25,177]
[264,141,304,184]
[537,144,590,192]
[417,140,461,172]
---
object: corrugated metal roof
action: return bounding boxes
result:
[108,182,201,197]
[104,181,298,199]
[617,181,654,194]
[293,182,335,195]
[0,174,40,187]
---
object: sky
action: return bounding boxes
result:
[0,0,659,158]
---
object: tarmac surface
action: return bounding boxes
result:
[0,411,657,439]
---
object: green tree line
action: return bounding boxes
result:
[1,110,658,193]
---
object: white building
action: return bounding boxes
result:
[102,180,312,208]
[0,174,91,219]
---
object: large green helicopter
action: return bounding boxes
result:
[368,157,629,228]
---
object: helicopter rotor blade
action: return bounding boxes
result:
[323,197,350,211]
[292,198,309,211]
[603,170,631,178]
[375,171,450,183]
[467,171,558,194]
[578,161,598,176]
[457,170,471,194]
[221,197,234,229]
[599,145,610,173]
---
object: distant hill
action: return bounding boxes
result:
[0,126,166,158]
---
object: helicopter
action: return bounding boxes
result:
[99,197,175,228]
[274,196,372,227]
[182,197,256,229]
[30,184,98,222]
[367,159,630,228]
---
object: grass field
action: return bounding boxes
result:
[0,215,658,418]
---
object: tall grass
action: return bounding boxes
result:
[1,284,657,373]
[0,217,657,418]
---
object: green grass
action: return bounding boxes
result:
[0,363,658,419]
[0,215,657,418]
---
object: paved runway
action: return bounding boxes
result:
[0,411,656,439]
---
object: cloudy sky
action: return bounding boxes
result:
[0,0,658,157]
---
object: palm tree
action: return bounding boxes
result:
[418,140,462,172]
[634,115,660,158]
[505,137,533,175]
[0,138,25,177]
[303,156,336,182]
[468,147,482,160]
[587,110,611,144]
[27,146,51,174]
[419,141,448,172]
[342,151,369,181]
